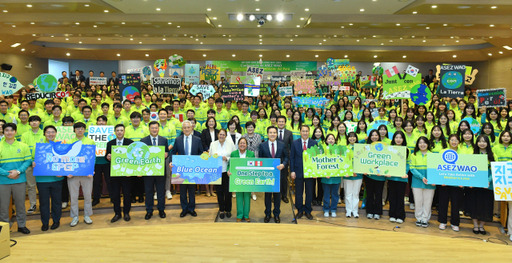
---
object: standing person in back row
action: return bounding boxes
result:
[259,126,288,223]
[290,125,318,220]
[276,116,293,203]
[170,120,204,218]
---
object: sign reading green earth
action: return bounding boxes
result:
[33,74,58,93]
[410,84,432,105]
[111,141,165,176]
[303,143,353,178]
[0,72,24,95]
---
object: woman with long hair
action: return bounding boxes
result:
[411,136,435,228]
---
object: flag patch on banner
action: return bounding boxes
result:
[247,161,263,166]
[385,66,399,78]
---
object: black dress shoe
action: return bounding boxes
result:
[226,212,232,218]
[180,210,187,217]
[92,199,100,206]
[111,214,122,223]
[18,227,30,234]
[296,212,304,219]
[131,197,137,203]
[473,227,479,234]
[479,228,487,235]
[145,212,153,220]
[219,212,225,219]
[138,196,144,203]
[312,200,318,206]
[274,216,281,223]
[305,213,314,220]
[282,197,289,203]
[159,210,166,218]
[41,225,49,231]
[264,215,271,223]
[124,214,131,222]
[50,222,60,230]
[189,211,197,217]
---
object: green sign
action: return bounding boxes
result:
[303,143,353,178]
[353,142,407,177]
[207,61,317,72]
[382,73,422,99]
[229,158,280,192]
[111,142,165,176]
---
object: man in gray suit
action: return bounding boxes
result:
[276,116,293,203]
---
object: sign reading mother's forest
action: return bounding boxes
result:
[303,144,353,178]
[353,143,407,177]
[229,158,280,192]
[171,154,222,184]
[110,142,165,176]
[33,141,96,176]
[427,150,488,187]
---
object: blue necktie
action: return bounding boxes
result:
[185,136,190,155]
[152,137,157,146]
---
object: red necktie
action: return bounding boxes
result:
[303,141,307,151]
[271,142,275,158]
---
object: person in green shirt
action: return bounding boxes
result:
[21,115,45,214]
[78,106,96,128]
[41,100,55,124]
[16,110,30,141]
[67,122,95,227]
[44,105,63,128]
[121,99,133,120]
[92,115,110,207]
[0,100,17,124]
[214,98,230,129]
[71,99,87,121]
[107,103,129,126]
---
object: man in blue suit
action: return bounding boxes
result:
[258,126,288,223]
[170,120,204,218]
[140,121,170,220]
[290,125,317,220]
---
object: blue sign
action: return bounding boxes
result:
[292,96,329,108]
[171,155,223,184]
[33,141,96,176]
[426,151,489,187]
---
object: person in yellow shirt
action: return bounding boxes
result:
[71,99,87,121]
[40,100,55,124]
[132,96,146,114]
[107,103,129,126]
[0,100,17,123]
[15,110,30,141]
[44,106,63,128]
[121,100,133,120]
[77,106,96,128]
[90,98,102,119]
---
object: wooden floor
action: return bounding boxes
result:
[3,193,512,262]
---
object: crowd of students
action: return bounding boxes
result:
[0,69,511,242]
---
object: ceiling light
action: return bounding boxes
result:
[207,8,211,11]
[26,4,32,8]
[156,8,161,11]
[300,17,305,21]
[195,38,198,41]
[66,53,71,56]
[266,14,273,21]
[228,38,231,41]
[319,43,322,45]
[259,38,262,41]
[104,10,109,13]
[499,51,503,54]
[344,55,348,58]
[276,13,284,22]
[163,38,167,41]
[396,23,400,26]
[349,23,353,26]
[11,43,20,48]
[75,22,80,25]
[2,10,7,13]
[255,8,260,11]
[218,24,222,27]
[50,35,54,37]
[503,45,512,50]
[296,25,300,28]
[412,11,417,14]
[286,55,290,58]
[84,4,89,7]
[305,8,309,12]
[422,40,426,42]
[259,54,263,57]
[117,53,121,57]
[200,42,203,44]
[168,22,172,24]
[403,55,407,58]
[203,54,207,57]
[232,54,236,57]
[139,41,142,44]
[431,5,437,8]
[145,54,149,57]
[130,38,134,41]
[290,39,293,41]
[79,41,82,44]
[65,38,69,41]
[121,22,126,25]
[93,25,97,28]
[249,15,256,21]
[373,55,378,58]
[491,6,497,9]
[259,42,262,44]
[98,38,101,40]
[443,24,448,26]
[453,55,457,58]
[212,17,217,20]
[30,22,35,25]
[236,13,244,21]
[426,27,430,29]
[488,53,493,56]
[177,26,181,28]
[360,8,365,12]
[315,55,319,58]
[490,24,495,27]
[11,25,15,28]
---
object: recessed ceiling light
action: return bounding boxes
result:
[228,38,231,41]
[431,5,437,8]
[412,11,417,14]
[98,38,101,40]
[489,36,493,38]
[168,22,172,25]
[380,43,384,45]
[255,8,260,11]
[422,39,426,42]
[2,10,7,13]
[200,42,203,44]
[79,41,82,44]
[75,22,80,25]
[121,22,126,25]
[503,45,512,50]
[296,25,300,28]
[145,54,149,57]
[396,23,400,26]
[340,26,345,28]
[373,55,378,58]
[212,17,217,20]
[84,4,89,7]
[104,10,109,13]
[360,8,365,12]
[403,55,407,58]
[286,55,290,58]
[426,27,430,29]
[259,39,262,41]
[66,53,71,56]
[203,54,207,57]
[156,8,161,11]
[491,6,497,9]
[30,22,35,25]
[117,54,121,57]
[323,39,327,41]
[300,17,305,21]
[349,23,353,26]
[290,39,293,41]
[443,24,448,26]
[207,8,211,11]
[488,53,493,56]
[455,40,459,43]
[236,13,244,21]
[232,54,236,57]
[344,55,348,58]
[163,38,166,41]
[93,25,97,28]
[489,24,495,27]
[10,43,20,47]
[305,8,309,12]
[65,38,69,41]
[139,41,142,44]
[218,24,222,27]
[130,38,134,41]
[31,34,36,36]
[26,4,32,8]
[11,25,15,28]
[499,51,503,54]
[453,55,457,58]
[177,26,181,28]
[259,54,263,57]
[195,38,199,41]
[315,55,319,58]
[276,13,284,22]
[319,43,322,45]
[259,42,262,44]
[356,39,360,42]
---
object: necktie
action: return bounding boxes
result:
[185,136,190,155]
[271,142,275,158]
[118,141,121,146]
[303,141,307,151]
[152,137,157,146]
[279,130,283,141]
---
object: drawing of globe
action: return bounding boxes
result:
[9,76,17,83]
[35,74,58,93]
[126,142,150,161]
[410,84,432,105]
[122,86,140,101]
[441,71,463,89]
[375,143,384,151]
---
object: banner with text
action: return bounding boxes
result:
[33,141,96,176]
[89,77,107,86]
[291,96,329,109]
[118,74,141,102]
[87,125,115,156]
[222,84,245,101]
[439,65,466,98]
[353,142,407,177]
[491,162,512,201]
[184,64,200,85]
[0,72,23,95]
[382,73,422,99]
[427,150,488,187]
[189,85,216,100]
[207,61,317,72]
[152,77,181,94]
[171,154,222,184]
[111,142,165,176]
[477,88,506,107]
[229,157,280,192]
[303,143,353,178]
[278,86,293,97]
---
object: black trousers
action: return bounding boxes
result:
[437,186,463,226]
[131,177,145,199]
[144,176,166,212]
[388,180,406,220]
[61,177,69,203]
[180,184,196,212]
[312,178,324,202]
[37,181,63,226]
[295,177,314,214]
[364,177,385,215]
[215,172,232,212]
[281,165,289,197]
[264,192,281,217]
[93,163,110,201]
[111,177,132,215]
[407,171,414,203]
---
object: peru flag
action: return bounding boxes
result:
[247,161,263,166]
[385,66,399,78]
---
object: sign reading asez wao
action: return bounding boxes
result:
[427,150,488,187]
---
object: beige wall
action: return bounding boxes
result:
[0,53,48,86]
[486,56,512,98]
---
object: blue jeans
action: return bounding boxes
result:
[322,183,340,212]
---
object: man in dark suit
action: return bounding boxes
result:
[170,120,204,218]
[72,69,85,87]
[290,125,318,220]
[259,126,289,223]
[108,71,119,86]
[424,69,435,86]
[140,121,170,220]
[85,70,94,88]
[276,115,293,203]
[105,124,134,223]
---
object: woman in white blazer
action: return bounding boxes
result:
[226,120,242,149]
[210,129,237,219]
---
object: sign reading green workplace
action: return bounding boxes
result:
[303,143,353,178]
[206,61,317,72]
[353,142,407,177]
[110,141,165,176]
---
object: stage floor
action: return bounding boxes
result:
[4,193,512,262]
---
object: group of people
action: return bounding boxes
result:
[0,69,511,242]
